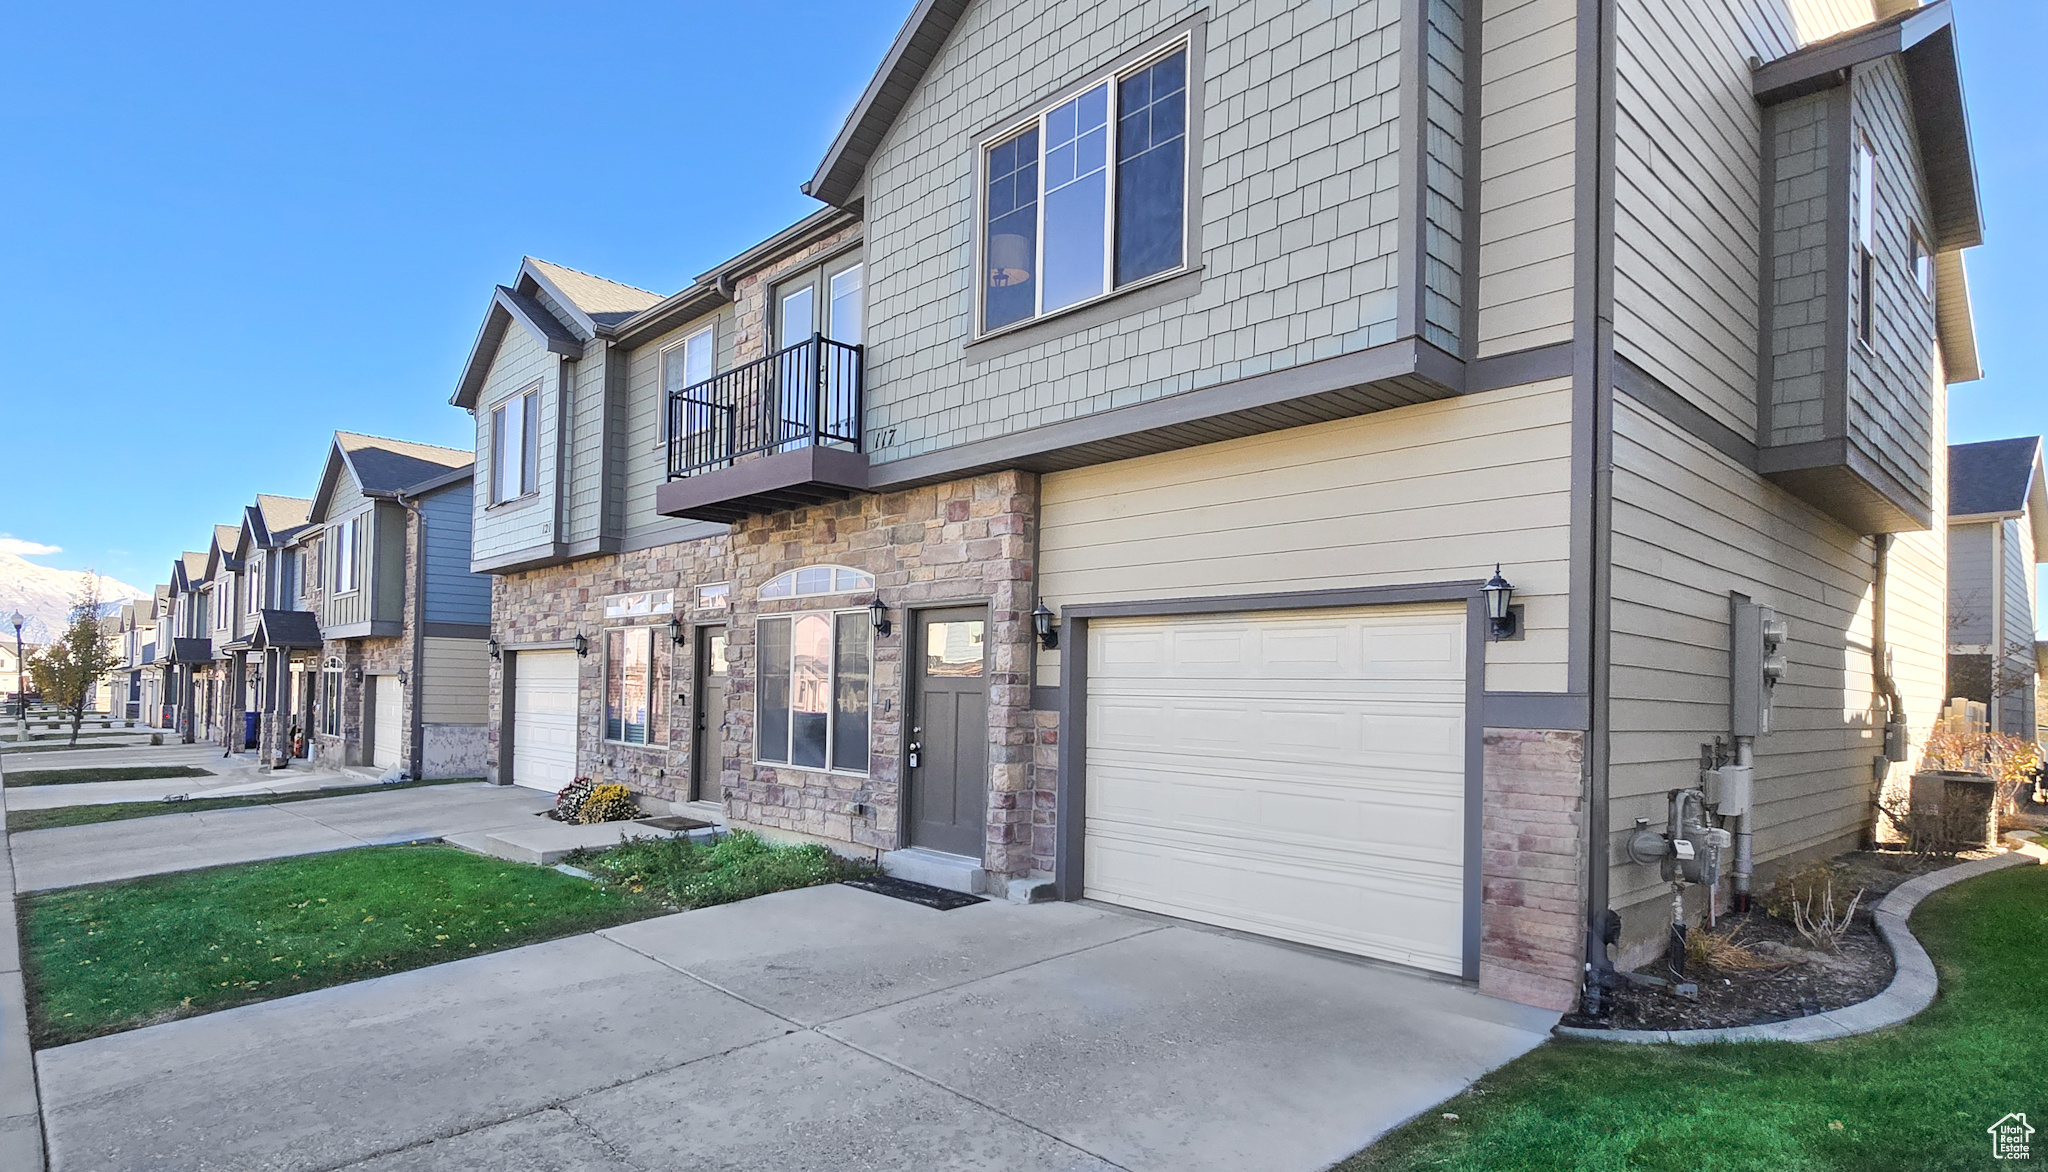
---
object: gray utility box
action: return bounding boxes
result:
[1908,770,1999,852]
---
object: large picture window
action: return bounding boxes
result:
[604,627,663,745]
[491,387,540,503]
[756,611,870,773]
[982,44,1189,333]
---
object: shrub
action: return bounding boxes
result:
[552,778,595,823]
[1919,726,2042,815]
[575,829,873,909]
[575,783,640,824]
[1764,861,1865,953]
[1683,926,1775,973]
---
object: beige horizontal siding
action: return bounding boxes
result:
[1476,0,1576,357]
[1608,391,1944,927]
[421,636,490,725]
[1039,380,1575,693]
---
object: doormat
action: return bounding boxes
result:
[843,875,988,911]
[635,815,715,832]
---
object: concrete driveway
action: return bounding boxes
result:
[36,883,1557,1172]
[11,783,554,891]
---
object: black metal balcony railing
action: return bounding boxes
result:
[666,334,863,479]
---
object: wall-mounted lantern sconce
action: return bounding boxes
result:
[350,665,364,683]
[1482,565,1518,640]
[396,668,408,686]
[1032,601,1059,650]
[868,597,892,637]
[487,637,501,660]
[574,633,589,657]
[667,617,685,646]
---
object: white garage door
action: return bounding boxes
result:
[1084,605,1468,975]
[371,675,404,769]
[512,650,579,792]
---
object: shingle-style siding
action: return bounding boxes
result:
[622,306,740,547]
[860,0,1407,465]
[1766,91,1832,446]
[419,483,491,626]
[1476,0,1575,357]
[1947,521,1993,645]
[1423,0,1467,352]
[1999,516,2036,737]
[1607,388,1946,959]
[565,349,606,546]
[470,321,558,565]
[1844,57,1938,520]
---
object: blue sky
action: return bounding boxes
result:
[1,1,2042,600]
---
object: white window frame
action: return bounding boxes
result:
[753,608,872,776]
[658,325,717,442]
[247,560,263,615]
[602,625,662,746]
[975,37,1194,338]
[1852,134,1877,350]
[211,584,226,630]
[490,385,540,504]
[1910,229,1934,300]
[332,518,359,596]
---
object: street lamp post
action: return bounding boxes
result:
[8,611,25,735]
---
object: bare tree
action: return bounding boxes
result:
[27,574,122,746]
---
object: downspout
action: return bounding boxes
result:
[1872,533,1904,833]
[397,491,429,781]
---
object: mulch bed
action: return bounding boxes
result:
[1602,849,1982,1031]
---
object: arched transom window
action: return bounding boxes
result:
[759,565,874,600]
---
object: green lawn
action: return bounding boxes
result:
[6,776,486,833]
[572,828,876,909]
[0,741,135,754]
[3,765,216,788]
[1341,864,2048,1171]
[21,843,662,1048]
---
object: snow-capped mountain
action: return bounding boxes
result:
[0,552,146,644]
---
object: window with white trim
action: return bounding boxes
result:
[247,561,263,614]
[661,326,716,440]
[756,611,871,773]
[758,565,874,600]
[491,387,540,503]
[604,626,664,745]
[981,43,1190,333]
[1853,134,1876,348]
[331,518,358,594]
[320,658,342,737]
[1910,230,1933,300]
[212,585,226,630]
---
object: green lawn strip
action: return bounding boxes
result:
[6,777,485,834]
[571,828,877,909]
[4,765,217,788]
[0,741,139,755]
[21,842,662,1048]
[1340,864,2048,1172]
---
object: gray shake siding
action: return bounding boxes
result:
[1948,520,1993,645]
[1766,91,1831,446]
[1475,0,1575,357]
[859,0,1407,466]
[1422,0,1467,352]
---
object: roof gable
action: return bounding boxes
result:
[806,0,972,208]
[309,432,473,522]
[1950,437,2044,524]
[521,258,661,333]
[451,259,664,410]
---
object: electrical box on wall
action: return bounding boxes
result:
[1730,594,1788,738]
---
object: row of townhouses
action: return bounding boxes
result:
[103,0,2039,1017]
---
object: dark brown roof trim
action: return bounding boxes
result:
[804,0,972,208]
[449,286,584,409]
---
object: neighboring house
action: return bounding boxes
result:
[0,640,42,707]
[156,551,213,741]
[450,0,1979,1014]
[306,432,491,777]
[199,522,250,749]
[227,494,323,764]
[1946,437,2046,739]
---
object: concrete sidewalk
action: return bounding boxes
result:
[10,783,554,891]
[36,883,1558,1172]
[0,773,46,1170]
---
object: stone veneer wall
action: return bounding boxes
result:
[724,470,1042,879]
[1478,727,1587,1011]
[487,537,731,798]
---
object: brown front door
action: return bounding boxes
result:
[693,625,728,801]
[908,607,990,858]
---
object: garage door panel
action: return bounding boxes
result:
[512,651,578,792]
[1084,606,1468,975]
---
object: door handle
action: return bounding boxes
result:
[907,741,921,769]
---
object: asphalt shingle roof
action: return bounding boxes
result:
[1949,437,2041,517]
[335,432,473,495]
[526,258,662,328]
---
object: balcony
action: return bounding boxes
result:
[656,334,869,523]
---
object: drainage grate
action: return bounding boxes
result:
[842,875,988,911]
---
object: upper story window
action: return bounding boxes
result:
[982,44,1190,334]
[759,565,874,600]
[1853,134,1877,348]
[332,517,358,594]
[212,585,227,630]
[247,562,262,614]
[1910,230,1934,299]
[490,386,540,503]
[660,326,716,439]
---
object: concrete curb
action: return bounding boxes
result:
[2004,831,2048,863]
[1555,851,2039,1046]
[0,761,49,1170]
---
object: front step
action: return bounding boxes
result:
[880,848,987,895]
